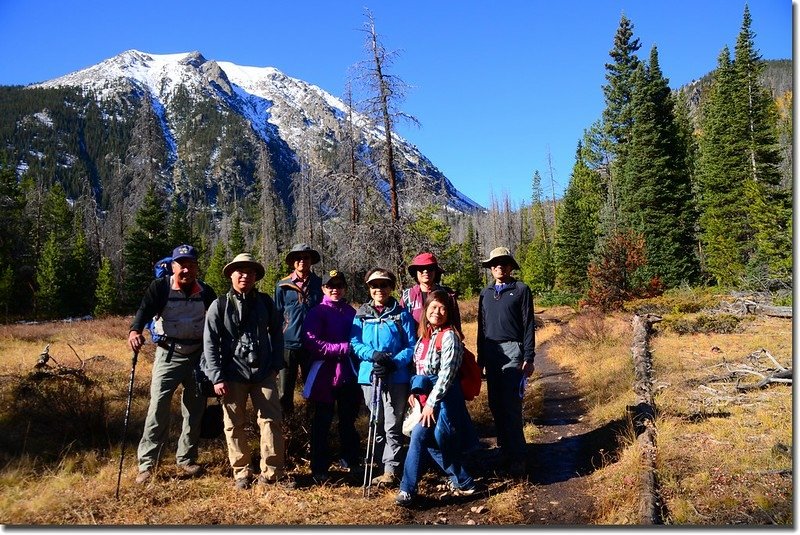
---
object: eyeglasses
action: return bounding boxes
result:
[325,283,345,290]
[295,254,312,262]
[369,282,392,290]
[418,266,436,273]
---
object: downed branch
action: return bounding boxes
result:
[27,345,91,386]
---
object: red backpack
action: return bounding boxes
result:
[434,328,482,401]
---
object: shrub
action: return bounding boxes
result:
[661,313,744,335]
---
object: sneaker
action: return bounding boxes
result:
[447,480,484,496]
[395,490,414,506]
[371,472,398,486]
[234,477,251,490]
[178,463,203,477]
[338,458,357,473]
[135,470,151,484]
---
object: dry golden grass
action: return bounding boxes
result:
[543,298,792,526]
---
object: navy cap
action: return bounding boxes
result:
[171,244,198,262]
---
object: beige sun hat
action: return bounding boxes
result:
[480,247,520,270]
[223,253,266,281]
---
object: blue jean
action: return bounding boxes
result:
[400,409,474,494]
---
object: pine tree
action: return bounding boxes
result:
[602,14,642,155]
[229,212,246,255]
[519,171,555,293]
[204,240,229,296]
[696,47,748,285]
[93,256,118,317]
[35,231,64,318]
[0,164,31,314]
[122,184,170,308]
[65,214,94,315]
[167,198,199,250]
[618,46,698,287]
[733,6,791,282]
[554,142,604,293]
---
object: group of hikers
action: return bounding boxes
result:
[127,242,536,506]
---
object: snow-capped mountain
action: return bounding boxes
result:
[31,49,482,213]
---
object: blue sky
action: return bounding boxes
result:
[0,1,792,208]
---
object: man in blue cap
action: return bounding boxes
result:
[128,244,217,485]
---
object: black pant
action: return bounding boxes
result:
[279,347,309,414]
[310,382,362,474]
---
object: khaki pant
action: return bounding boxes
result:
[222,373,285,480]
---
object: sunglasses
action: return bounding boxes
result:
[417,266,436,273]
[325,282,346,289]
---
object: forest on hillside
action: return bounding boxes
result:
[0,6,791,320]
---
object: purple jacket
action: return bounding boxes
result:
[301,295,357,403]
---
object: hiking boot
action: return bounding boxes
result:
[371,472,397,487]
[135,469,151,485]
[395,490,414,506]
[178,463,203,477]
[234,477,252,490]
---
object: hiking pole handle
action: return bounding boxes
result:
[115,351,138,500]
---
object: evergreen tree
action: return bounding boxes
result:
[733,6,791,282]
[696,47,748,285]
[167,199,199,250]
[519,171,555,293]
[65,214,94,315]
[602,14,642,155]
[0,164,31,314]
[35,231,64,318]
[619,46,698,287]
[204,240,229,296]
[229,212,246,254]
[93,256,117,317]
[554,142,604,293]
[444,220,483,298]
[122,184,170,308]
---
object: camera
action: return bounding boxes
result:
[236,334,260,367]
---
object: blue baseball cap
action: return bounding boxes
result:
[171,244,198,262]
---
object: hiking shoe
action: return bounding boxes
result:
[371,472,398,486]
[234,477,251,490]
[395,490,414,506]
[135,470,151,484]
[178,463,203,477]
[447,480,485,496]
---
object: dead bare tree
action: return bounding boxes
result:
[354,8,419,225]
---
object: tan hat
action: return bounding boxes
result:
[223,253,266,281]
[481,247,520,270]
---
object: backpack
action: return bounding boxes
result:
[434,328,481,401]
[145,256,173,343]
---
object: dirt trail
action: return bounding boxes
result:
[401,336,624,526]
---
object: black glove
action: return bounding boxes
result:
[372,351,392,365]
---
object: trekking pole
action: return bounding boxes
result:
[362,376,382,497]
[115,351,138,500]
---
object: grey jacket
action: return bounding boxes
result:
[202,289,284,385]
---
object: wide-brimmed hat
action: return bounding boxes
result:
[322,269,347,287]
[223,253,266,281]
[481,247,520,270]
[285,243,320,266]
[407,252,445,278]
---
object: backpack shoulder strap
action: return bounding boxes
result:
[433,327,452,352]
